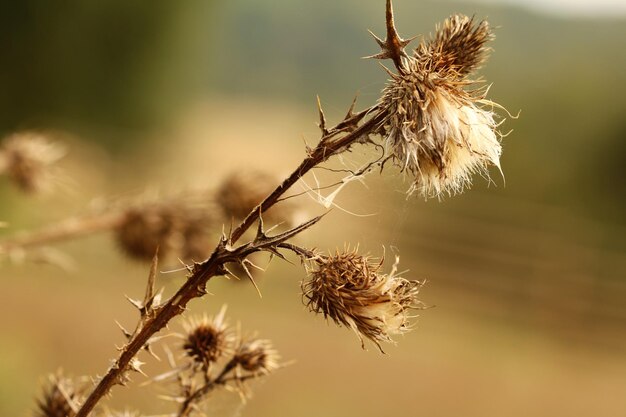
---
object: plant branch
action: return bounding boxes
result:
[177,360,237,417]
[0,212,126,254]
[74,103,387,417]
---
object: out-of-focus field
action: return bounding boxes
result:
[1,101,625,417]
[1,0,625,416]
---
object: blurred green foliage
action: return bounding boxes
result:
[0,0,215,148]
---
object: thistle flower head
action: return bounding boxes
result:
[379,14,503,198]
[36,373,78,417]
[216,170,295,225]
[0,132,65,194]
[302,249,423,350]
[182,307,232,369]
[233,338,280,375]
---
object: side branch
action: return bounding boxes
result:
[0,212,126,254]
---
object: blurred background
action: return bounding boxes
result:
[0,0,625,416]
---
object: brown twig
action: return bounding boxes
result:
[176,360,236,417]
[0,212,126,254]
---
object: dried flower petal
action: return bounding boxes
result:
[302,249,423,350]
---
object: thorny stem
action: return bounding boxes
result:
[74,106,387,417]
[230,107,384,243]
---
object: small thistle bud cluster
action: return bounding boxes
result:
[379,14,503,198]
[233,338,280,376]
[182,308,233,370]
[36,373,80,417]
[158,308,282,415]
[114,197,218,262]
[0,132,65,194]
[113,170,297,263]
[302,249,423,350]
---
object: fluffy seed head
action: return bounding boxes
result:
[0,132,65,194]
[302,249,423,350]
[233,338,280,375]
[36,373,78,417]
[183,308,232,369]
[379,14,503,198]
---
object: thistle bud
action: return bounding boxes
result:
[379,14,503,198]
[182,308,232,369]
[36,373,78,417]
[233,338,280,375]
[302,250,423,350]
[215,170,295,225]
[0,132,65,194]
[114,196,217,262]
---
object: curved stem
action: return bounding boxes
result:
[177,360,237,417]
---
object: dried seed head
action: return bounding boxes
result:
[216,170,294,224]
[114,196,217,262]
[426,15,493,78]
[379,15,503,198]
[183,308,232,369]
[36,373,78,417]
[115,207,175,260]
[0,132,65,194]
[303,249,423,350]
[233,338,280,375]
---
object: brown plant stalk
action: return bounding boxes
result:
[0,212,126,254]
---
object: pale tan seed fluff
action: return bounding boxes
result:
[379,14,503,198]
[302,249,423,350]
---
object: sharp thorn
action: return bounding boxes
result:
[239,260,262,298]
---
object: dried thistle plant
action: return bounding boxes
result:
[114,194,219,262]
[302,248,424,351]
[36,372,83,417]
[25,2,509,416]
[148,308,283,417]
[182,308,233,372]
[216,170,295,224]
[0,131,66,194]
[378,13,503,198]
[0,170,297,266]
